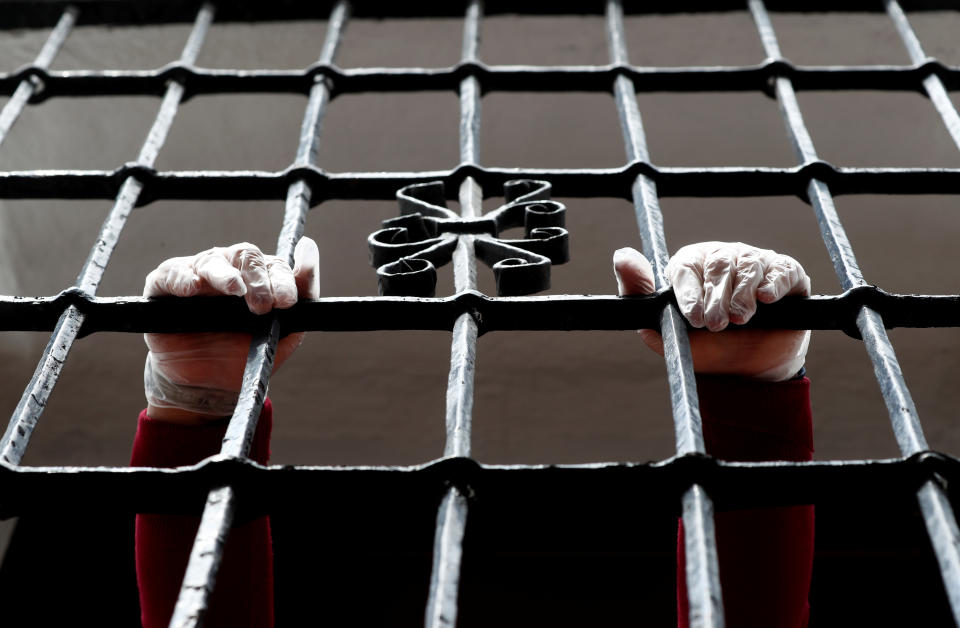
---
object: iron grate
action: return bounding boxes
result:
[0,1,959,626]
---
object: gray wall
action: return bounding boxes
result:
[1,10,959,484]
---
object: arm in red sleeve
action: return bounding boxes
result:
[131,399,275,628]
[677,376,815,628]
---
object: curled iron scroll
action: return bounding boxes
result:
[368,180,570,297]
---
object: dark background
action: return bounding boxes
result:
[0,6,958,626]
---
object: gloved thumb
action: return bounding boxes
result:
[613,247,656,296]
[293,236,320,299]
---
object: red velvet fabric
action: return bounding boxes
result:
[677,375,815,628]
[131,399,275,628]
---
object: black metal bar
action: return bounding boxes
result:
[3,60,959,100]
[166,3,349,626]
[0,0,953,30]
[0,3,215,466]
[2,454,957,519]
[749,0,931,453]
[606,1,724,626]
[424,3,482,626]
[3,289,960,336]
[884,8,960,616]
[748,1,960,623]
[6,164,960,204]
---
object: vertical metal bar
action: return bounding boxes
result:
[0,4,216,466]
[0,7,76,146]
[917,480,960,621]
[748,0,928,454]
[167,4,349,627]
[424,4,483,628]
[606,2,724,626]
[748,2,960,624]
[886,0,960,155]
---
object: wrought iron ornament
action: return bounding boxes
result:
[368,179,569,296]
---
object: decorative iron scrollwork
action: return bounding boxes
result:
[368,179,570,296]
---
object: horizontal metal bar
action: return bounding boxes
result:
[4,289,960,336]
[5,163,960,204]
[6,61,960,101]
[0,453,951,519]
[0,0,951,30]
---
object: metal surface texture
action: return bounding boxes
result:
[606,1,723,625]
[0,1,959,627]
[423,3,483,626]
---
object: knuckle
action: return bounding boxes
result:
[266,255,293,273]
[703,255,733,276]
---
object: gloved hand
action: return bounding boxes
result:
[143,238,320,424]
[613,241,811,381]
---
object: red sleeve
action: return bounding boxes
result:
[677,376,814,628]
[131,399,275,628]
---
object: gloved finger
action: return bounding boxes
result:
[293,236,320,299]
[702,245,737,331]
[144,257,202,297]
[757,254,810,303]
[225,242,274,315]
[612,247,656,295]
[266,255,298,309]
[667,244,706,328]
[729,248,767,324]
[192,250,246,297]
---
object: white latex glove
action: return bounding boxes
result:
[613,241,811,382]
[143,238,320,424]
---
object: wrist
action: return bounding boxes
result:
[144,352,243,421]
[145,404,226,425]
